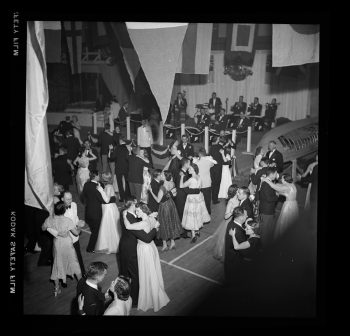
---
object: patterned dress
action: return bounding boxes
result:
[76,156,90,194]
[157,183,183,241]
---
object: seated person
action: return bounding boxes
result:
[232,112,249,144]
[58,116,74,136]
[247,97,263,131]
[264,98,278,130]
[196,109,211,130]
[214,108,229,132]
[231,95,247,115]
[208,92,222,117]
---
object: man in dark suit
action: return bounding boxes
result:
[196,109,211,131]
[173,92,188,125]
[208,92,222,117]
[224,206,248,285]
[232,112,250,145]
[231,95,247,115]
[63,129,81,165]
[214,108,229,133]
[237,187,254,220]
[248,97,263,131]
[264,98,278,130]
[265,141,284,174]
[118,197,157,307]
[98,123,114,174]
[52,146,72,191]
[178,134,194,160]
[76,261,110,315]
[250,157,271,192]
[108,137,132,202]
[209,137,229,204]
[147,169,162,213]
[81,170,115,252]
[258,167,279,247]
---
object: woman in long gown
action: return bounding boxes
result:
[95,173,121,254]
[218,148,233,199]
[122,203,170,312]
[140,168,151,204]
[42,202,82,296]
[248,146,265,195]
[210,184,240,262]
[181,164,211,243]
[74,148,97,194]
[148,170,183,251]
[261,174,299,240]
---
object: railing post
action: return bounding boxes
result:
[159,121,164,145]
[231,129,236,156]
[292,159,297,181]
[242,126,253,155]
[109,112,114,132]
[126,116,131,140]
[93,112,97,134]
[204,126,209,153]
[181,123,185,136]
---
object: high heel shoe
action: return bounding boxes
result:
[196,231,200,237]
[190,236,197,243]
[169,245,176,250]
[54,287,61,297]
[161,246,169,252]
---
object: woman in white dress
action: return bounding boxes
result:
[42,202,82,297]
[122,203,170,312]
[261,174,299,240]
[210,184,240,262]
[218,147,233,199]
[73,148,97,194]
[181,164,211,243]
[140,168,151,204]
[95,172,121,254]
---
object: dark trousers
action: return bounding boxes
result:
[37,232,53,266]
[119,251,139,306]
[116,172,131,201]
[141,146,153,168]
[129,182,143,202]
[201,187,212,215]
[176,191,187,222]
[260,214,276,247]
[211,167,222,203]
[73,240,85,275]
[86,216,102,252]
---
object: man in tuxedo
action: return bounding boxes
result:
[214,108,229,133]
[265,141,284,174]
[52,146,73,191]
[173,92,188,125]
[178,134,194,160]
[237,187,254,220]
[81,170,114,253]
[76,261,111,315]
[98,123,115,174]
[137,118,154,168]
[196,109,211,131]
[248,97,263,131]
[250,157,271,193]
[62,191,85,275]
[175,158,201,231]
[231,95,247,115]
[264,98,278,130]
[109,137,132,202]
[209,137,228,204]
[208,92,222,117]
[224,206,248,285]
[147,169,162,213]
[258,167,279,247]
[233,112,250,145]
[118,197,157,307]
[63,129,81,165]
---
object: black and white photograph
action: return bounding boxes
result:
[9,11,328,331]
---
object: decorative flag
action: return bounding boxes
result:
[225,23,256,66]
[43,21,61,63]
[63,21,83,73]
[126,22,188,122]
[208,54,214,83]
[176,23,213,74]
[110,22,141,90]
[25,21,54,214]
[272,24,319,67]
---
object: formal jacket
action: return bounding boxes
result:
[215,114,229,132]
[225,220,248,262]
[265,150,284,173]
[178,142,194,159]
[76,277,106,315]
[258,181,279,215]
[208,97,222,114]
[109,144,130,175]
[148,179,162,212]
[175,168,200,200]
[197,113,211,129]
[231,101,247,114]
[137,125,153,148]
[63,135,81,161]
[173,97,187,112]
[87,148,99,171]
[250,167,269,189]
[209,143,230,169]
[128,155,151,184]
[99,131,114,156]
[265,104,278,120]
[52,154,72,187]
[233,117,249,132]
[240,198,254,220]
[81,181,109,221]
[248,103,262,116]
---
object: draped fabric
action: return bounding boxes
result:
[25,21,54,214]
[172,50,313,121]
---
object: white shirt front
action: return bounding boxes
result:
[137,125,153,147]
[64,202,79,243]
[269,149,276,158]
[86,279,98,290]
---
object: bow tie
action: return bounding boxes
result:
[65,205,71,209]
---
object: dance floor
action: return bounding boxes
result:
[23,130,317,316]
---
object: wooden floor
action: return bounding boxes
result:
[23,130,317,316]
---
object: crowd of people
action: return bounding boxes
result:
[24,112,317,316]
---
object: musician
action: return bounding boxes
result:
[231,95,247,115]
[208,92,222,117]
[196,109,211,130]
[264,98,278,130]
[174,92,188,125]
[233,112,249,144]
[247,97,263,131]
[215,108,229,133]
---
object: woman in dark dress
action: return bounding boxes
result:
[148,171,182,251]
